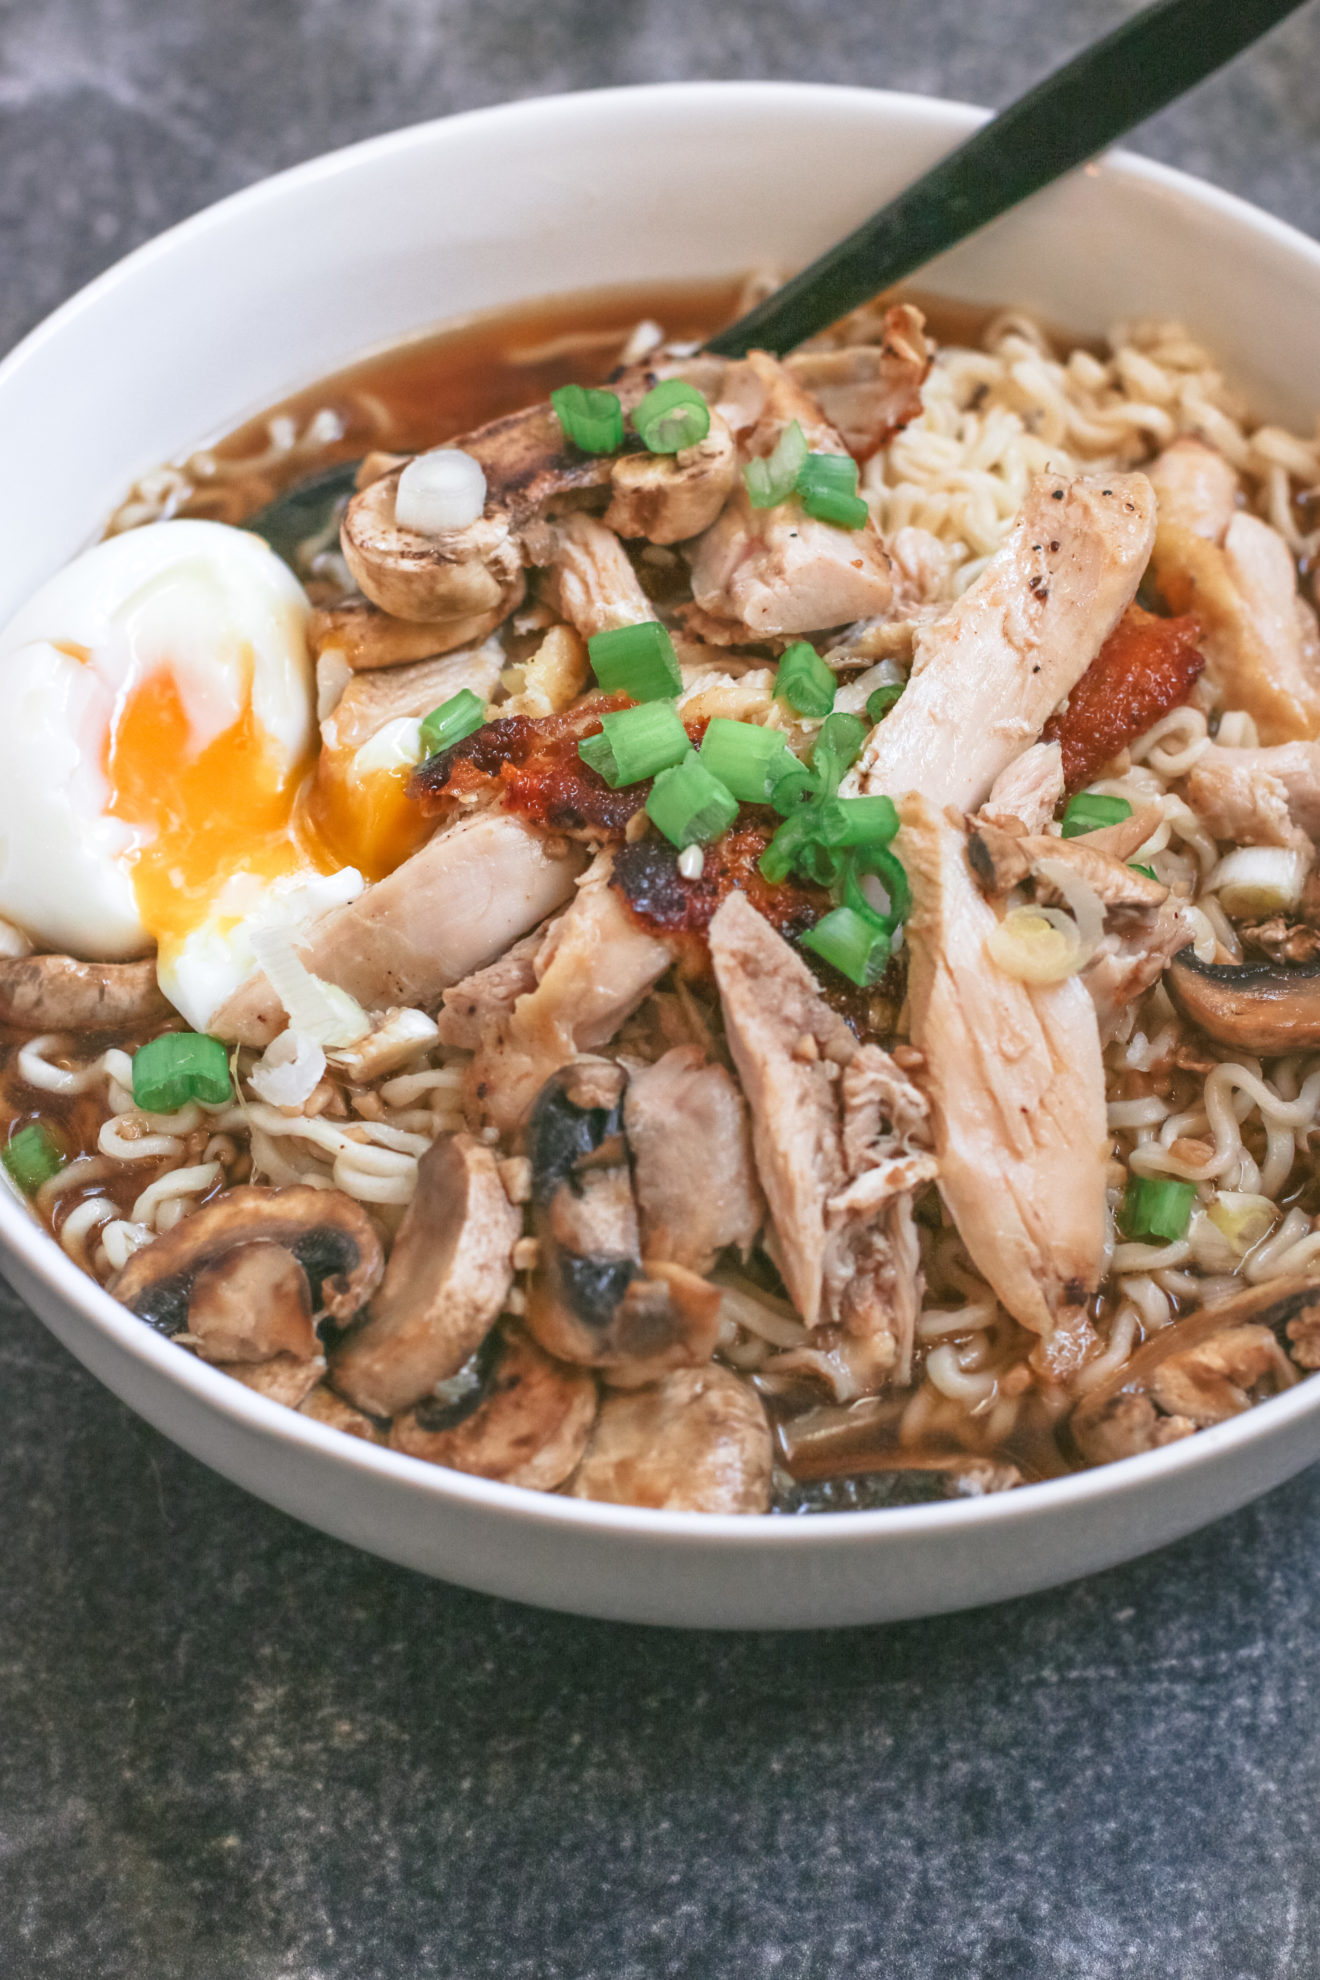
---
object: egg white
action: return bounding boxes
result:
[0,520,355,1026]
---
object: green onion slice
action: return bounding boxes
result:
[1061,792,1133,838]
[698,718,791,804]
[866,682,905,724]
[802,906,891,988]
[811,711,868,792]
[1118,1175,1197,1244]
[774,642,836,719]
[132,1032,232,1115]
[550,383,625,455]
[633,379,710,455]
[587,621,682,702]
[646,754,739,848]
[848,845,912,933]
[420,689,486,757]
[1129,862,1159,882]
[3,1122,65,1195]
[743,420,808,509]
[766,752,818,817]
[577,701,691,788]
[815,795,900,850]
[796,452,870,531]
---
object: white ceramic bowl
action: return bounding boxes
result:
[4,82,1320,1629]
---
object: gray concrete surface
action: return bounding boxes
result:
[2,3,1320,1975]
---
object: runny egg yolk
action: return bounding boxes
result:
[299,739,432,884]
[103,665,334,968]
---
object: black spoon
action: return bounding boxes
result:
[707,0,1312,358]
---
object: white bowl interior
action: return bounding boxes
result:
[3,82,1320,1626]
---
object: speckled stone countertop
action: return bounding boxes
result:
[3,4,1320,1975]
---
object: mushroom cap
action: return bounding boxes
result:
[1166,945,1320,1053]
[111,1185,384,1337]
[341,471,524,623]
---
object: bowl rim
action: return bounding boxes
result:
[5,76,1320,1547]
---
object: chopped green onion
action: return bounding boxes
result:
[815,795,900,849]
[577,701,691,788]
[550,383,624,455]
[587,621,682,702]
[420,689,486,756]
[1129,862,1159,882]
[849,845,912,932]
[774,642,836,719]
[3,1123,64,1195]
[1061,792,1133,838]
[766,751,818,817]
[132,1032,232,1114]
[812,711,868,790]
[646,754,739,848]
[759,811,817,884]
[1119,1175,1197,1244]
[633,379,710,455]
[802,906,891,987]
[743,420,808,509]
[866,682,905,724]
[698,718,791,804]
[796,452,870,530]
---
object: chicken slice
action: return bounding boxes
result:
[783,305,932,457]
[686,350,894,637]
[978,741,1065,833]
[331,1132,520,1419]
[211,812,586,1047]
[900,794,1107,1372]
[860,473,1157,811]
[527,512,656,639]
[434,929,546,1050]
[1147,436,1239,542]
[1153,513,1320,743]
[467,851,671,1133]
[708,892,935,1379]
[320,644,502,755]
[568,1364,773,1513]
[1182,739,1320,848]
[622,1045,764,1273]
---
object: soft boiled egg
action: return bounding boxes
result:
[0,519,365,1031]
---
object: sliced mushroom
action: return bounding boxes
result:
[602,409,738,544]
[111,1185,384,1337]
[622,1045,764,1274]
[389,1326,597,1490]
[1165,946,1320,1053]
[1070,1276,1316,1464]
[186,1240,318,1364]
[567,1364,773,1512]
[341,365,731,625]
[0,953,170,1031]
[966,819,1168,909]
[310,598,515,670]
[522,1059,723,1371]
[330,1132,521,1419]
[342,483,525,623]
[223,1353,326,1410]
[299,1382,386,1442]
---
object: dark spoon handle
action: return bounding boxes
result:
[707,0,1312,357]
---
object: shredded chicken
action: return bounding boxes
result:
[687,351,894,636]
[901,794,1107,1373]
[708,891,935,1384]
[860,474,1157,811]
